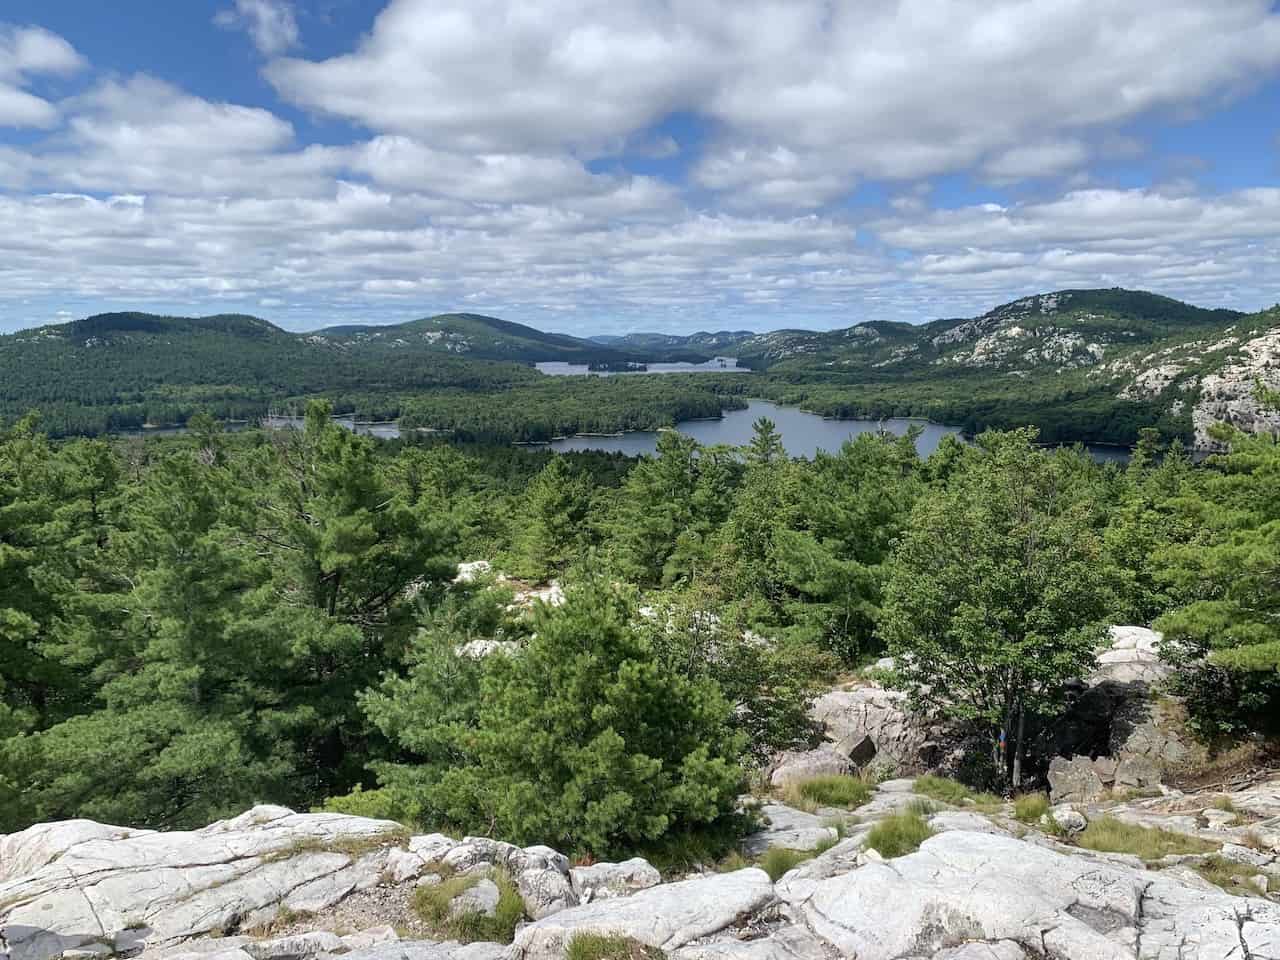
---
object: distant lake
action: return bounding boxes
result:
[544,400,960,458]
[125,402,1132,463]
[535,357,749,376]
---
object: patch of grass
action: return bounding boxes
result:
[914,775,1001,810]
[758,847,814,881]
[1013,793,1051,824]
[1193,855,1268,898]
[1241,830,1267,851]
[1210,795,1238,813]
[906,798,938,816]
[566,934,665,960]
[263,828,411,863]
[411,867,525,943]
[716,850,752,873]
[1075,816,1216,862]
[865,810,934,859]
[781,774,873,813]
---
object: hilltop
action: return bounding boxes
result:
[4,289,1280,446]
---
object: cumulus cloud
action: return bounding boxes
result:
[4,2,1280,332]
[214,0,300,56]
[0,25,85,127]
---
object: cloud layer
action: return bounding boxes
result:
[2,0,1280,332]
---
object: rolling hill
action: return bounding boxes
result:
[5,290,1280,447]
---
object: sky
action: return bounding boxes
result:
[2,1,1280,335]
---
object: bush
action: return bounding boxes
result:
[782,774,873,811]
[914,775,1001,809]
[567,935,665,960]
[371,577,748,856]
[412,868,525,943]
[865,810,933,858]
[315,786,416,825]
[1075,816,1215,861]
[1013,793,1050,824]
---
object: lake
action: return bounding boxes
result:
[134,402,1132,463]
[535,357,749,375]
[542,400,961,458]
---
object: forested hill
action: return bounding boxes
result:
[5,288,1280,446]
[312,312,707,363]
[0,311,545,435]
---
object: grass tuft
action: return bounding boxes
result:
[1075,816,1216,862]
[1013,793,1050,824]
[865,809,933,859]
[411,867,524,943]
[784,774,874,811]
[566,935,665,960]
[1193,855,1268,898]
[1210,795,1238,813]
[758,847,813,881]
[913,775,1001,810]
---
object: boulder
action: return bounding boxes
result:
[0,806,405,960]
[512,868,775,960]
[767,748,850,788]
[1047,755,1106,804]
[809,687,927,772]
[742,804,839,856]
[569,859,661,903]
[1045,804,1088,837]
[516,867,579,920]
[448,878,501,919]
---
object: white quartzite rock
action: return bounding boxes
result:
[568,859,661,903]
[0,806,405,960]
[1092,626,1171,686]
[808,687,925,771]
[742,804,839,856]
[768,748,851,788]
[513,868,775,960]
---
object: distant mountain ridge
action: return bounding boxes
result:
[4,288,1279,447]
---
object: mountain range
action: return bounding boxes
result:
[3,289,1279,447]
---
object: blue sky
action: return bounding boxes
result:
[1,0,1279,334]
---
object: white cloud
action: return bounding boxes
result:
[214,0,300,56]
[0,25,85,127]
[983,140,1090,183]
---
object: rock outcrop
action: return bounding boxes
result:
[8,775,1280,960]
[808,686,927,772]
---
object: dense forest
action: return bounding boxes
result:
[3,403,1278,859]
[3,288,1276,449]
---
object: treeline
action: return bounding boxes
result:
[0,320,542,436]
[3,405,1278,856]
[400,377,748,443]
[754,371,1188,446]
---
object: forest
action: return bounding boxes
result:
[3,401,1278,860]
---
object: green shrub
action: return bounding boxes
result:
[371,578,747,857]
[1075,816,1215,861]
[914,775,1001,809]
[315,786,417,825]
[1013,793,1050,824]
[566,935,665,960]
[412,868,525,943]
[865,810,933,859]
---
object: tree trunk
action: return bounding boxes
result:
[1011,703,1026,789]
